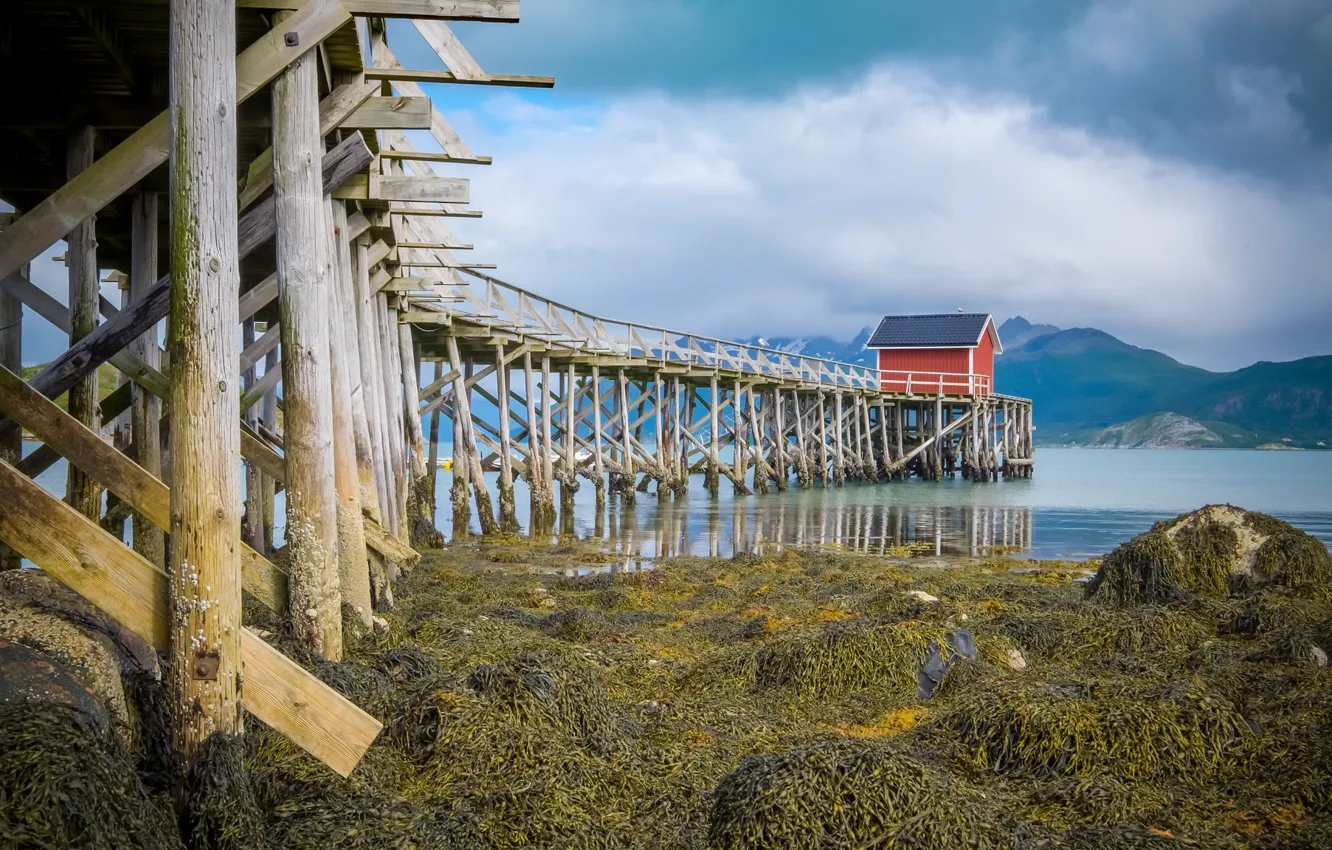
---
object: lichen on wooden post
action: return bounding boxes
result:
[166,0,244,762]
[524,352,554,532]
[271,15,342,660]
[128,193,165,568]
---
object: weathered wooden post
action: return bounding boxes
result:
[496,345,519,532]
[731,381,746,494]
[655,374,670,501]
[559,362,579,520]
[591,365,606,513]
[324,200,371,626]
[332,202,380,522]
[354,237,393,527]
[166,0,244,760]
[127,193,165,568]
[672,377,688,497]
[261,347,278,550]
[426,360,443,523]
[525,352,554,529]
[705,376,721,497]
[447,339,496,534]
[0,252,19,569]
[379,295,408,536]
[774,390,789,491]
[273,13,342,659]
[66,125,101,521]
[618,369,636,506]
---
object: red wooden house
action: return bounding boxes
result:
[867,313,1002,396]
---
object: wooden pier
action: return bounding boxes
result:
[0,0,1032,788]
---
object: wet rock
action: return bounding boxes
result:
[1006,648,1028,671]
[917,630,977,700]
[1309,645,1329,668]
[0,639,110,732]
[0,581,135,747]
[906,590,940,605]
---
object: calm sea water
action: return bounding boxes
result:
[20,446,1332,562]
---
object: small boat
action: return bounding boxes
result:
[437,457,453,471]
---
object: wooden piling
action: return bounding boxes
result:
[127,193,165,568]
[324,200,371,628]
[591,366,606,513]
[166,0,245,756]
[331,202,379,522]
[525,352,554,529]
[354,237,394,528]
[495,345,518,532]
[559,362,578,519]
[426,360,442,524]
[618,369,636,506]
[65,125,102,521]
[272,22,342,660]
[0,252,19,569]
[261,346,278,552]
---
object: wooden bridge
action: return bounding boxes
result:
[0,0,1033,786]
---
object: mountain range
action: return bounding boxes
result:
[740,318,1331,450]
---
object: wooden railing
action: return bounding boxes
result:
[878,370,992,397]
[446,270,882,391]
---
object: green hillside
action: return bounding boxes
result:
[19,363,122,415]
[995,328,1331,448]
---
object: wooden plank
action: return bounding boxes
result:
[0,0,353,282]
[0,135,372,444]
[240,324,281,373]
[364,68,553,88]
[411,18,486,79]
[0,363,288,613]
[241,359,283,411]
[0,458,378,776]
[239,273,280,322]
[341,96,432,130]
[332,174,470,204]
[237,0,519,20]
[396,241,474,250]
[379,150,493,165]
[390,206,483,218]
[381,276,445,292]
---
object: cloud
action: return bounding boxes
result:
[442,64,1331,371]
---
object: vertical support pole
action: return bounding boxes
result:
[354,238,393,526]
[832,393,845,486]
[618,369,635,506]
[706,377,720,497]
[732,381,746,494]
[495,345,518,532]
[65,125,101,520]
[446,338,496,534]
[379,295,408,537]
[324,200,371,626]
[128,193,165,567]
[261,347,278,551]
[774,390,788,491]
[541,357,557,510]
[525,352,553,529]
[672,377,687,496]
[592,365,606,513]
[862,397,875,480]
[332,202,379,521]
[817,394,829,487]
[427,360,442,524]
[934,393,944,481]
[0,248,20,568]
[749,390,767,495]
[272,17,341,659]
[793,392,810,489]
[400,323,436,547]
[559,362,578,520]
[655,374,669,501]
[167,0,244,758]
[242,316,262,547]
[878,402,890,479]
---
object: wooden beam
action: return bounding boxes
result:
[411,18,486,79]
[332,174,470,204]
[396,241,474,250]
[340,96,432,130]
[0,134,372,444]
[379,150,493,165]
[0,0,354,281]
[0,363,288,612]
[364,68,553,88]
[237,0,519,21]
[0,458,379,777]
[389,205,482,218]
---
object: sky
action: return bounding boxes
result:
[394,0,1332,371]
[10,0,1331,373]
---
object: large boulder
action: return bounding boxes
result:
[1086,505,1332,605]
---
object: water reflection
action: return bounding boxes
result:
[571,499,1035,561]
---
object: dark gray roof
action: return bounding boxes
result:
[867,313,994,348]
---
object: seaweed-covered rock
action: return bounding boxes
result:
[751,619,941,699]
[1087,506,1332,605]
[941,678,1254,780]
[0,638,111,731]
[709,739,1003,849]
[0,702,183,849]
